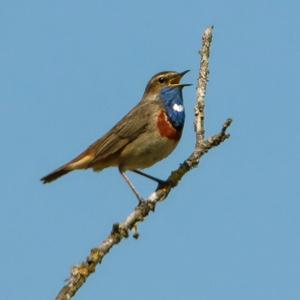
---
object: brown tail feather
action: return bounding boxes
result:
[41,166,71,184]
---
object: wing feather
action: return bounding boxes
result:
[72,101,158,165]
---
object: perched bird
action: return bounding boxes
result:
[41,70,190,202]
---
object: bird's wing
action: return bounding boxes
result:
[71,101,157,166]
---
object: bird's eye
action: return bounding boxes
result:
[158,77,165,83]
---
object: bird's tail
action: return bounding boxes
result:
[41,165,71,184]
[41,149,95,184]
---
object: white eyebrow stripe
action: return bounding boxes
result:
[172,103,184,112]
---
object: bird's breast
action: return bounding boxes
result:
[156,109,182,141]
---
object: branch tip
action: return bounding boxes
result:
[133,224,139,239]
[222,118,233,134]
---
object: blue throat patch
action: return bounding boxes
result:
[160,86,185,130]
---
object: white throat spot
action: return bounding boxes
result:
[172,103,184,112]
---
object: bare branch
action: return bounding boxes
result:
[55,25,232,300]
[195,25,213,143]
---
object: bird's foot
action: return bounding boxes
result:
[157,180,171,190]
[137,198,146,206]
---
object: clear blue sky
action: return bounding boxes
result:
[1,1,299,299]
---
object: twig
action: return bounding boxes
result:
[195,26,213,144]
[55,25,232,300]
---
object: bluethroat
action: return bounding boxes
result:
[41,70,190,202]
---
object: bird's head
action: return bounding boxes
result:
[143,70,190,96]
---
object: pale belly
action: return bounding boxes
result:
[118,131,179,171]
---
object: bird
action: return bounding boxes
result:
[41,70,190,202]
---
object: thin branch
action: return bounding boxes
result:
[195,26,213,144]
[55,25,232,300]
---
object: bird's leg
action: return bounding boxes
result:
[132,170,170,191]
[119,168,144,204]
[132,170,166,185]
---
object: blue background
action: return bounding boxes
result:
[1,1,299,299]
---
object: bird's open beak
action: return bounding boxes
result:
[179,70,190,77]
[170,70,190,85]
[169,83,192,89]
[179,70,191,87]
